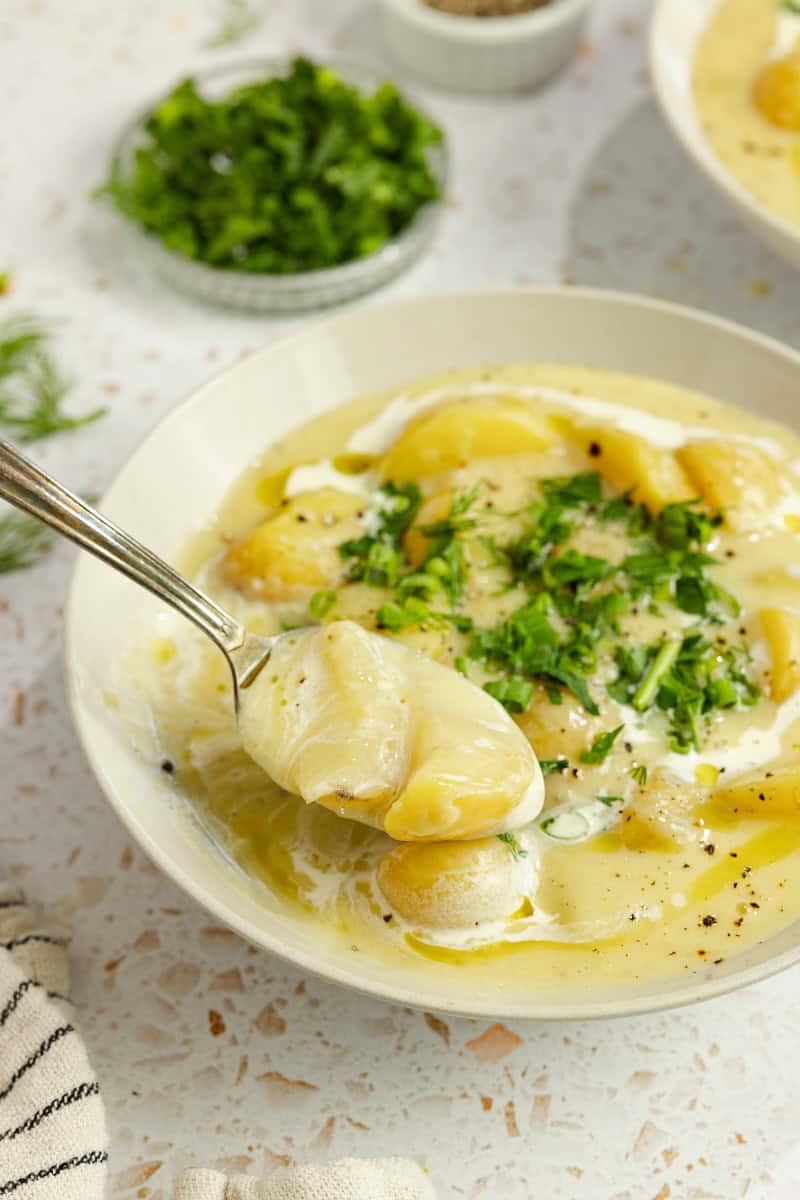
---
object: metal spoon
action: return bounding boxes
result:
[0,438,278,707]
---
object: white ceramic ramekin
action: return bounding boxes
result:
[377,0,592,93]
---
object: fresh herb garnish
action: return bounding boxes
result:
[610,631,758,754]
[0,315,105,442]
[497,832,528,860]
[632,639,681,712]
[330,463,758,758]
[377,596,433,631]
[541,471,603,507]
[340,481,421,588]
[484,675,534,713]
[630,764,648,786]
[597,795,624,807]
[580,724,624,765]
[309,589,337,620]
[468,594,600,714]
[0,509,53,574]
[99,59,443,276]
[540,757,569,776]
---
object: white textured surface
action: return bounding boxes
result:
[2,2,800,1198]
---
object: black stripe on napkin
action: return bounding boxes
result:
[0,1081,100,1143]
[0,979,35,1029]
[0,1025,74,1104]
[0,934,62,951]
[0,1150,108,1195]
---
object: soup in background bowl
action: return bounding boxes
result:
[65,289,800,1019]
[651,0,800,269]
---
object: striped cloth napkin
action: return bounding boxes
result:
[0,882,435,1199]
[0,883,107,1199]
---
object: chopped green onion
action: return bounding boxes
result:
[309,589,336,620]
[633,638,681,712]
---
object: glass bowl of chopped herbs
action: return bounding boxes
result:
[97,57,447,313]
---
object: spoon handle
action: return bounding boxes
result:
[0,438,248,657]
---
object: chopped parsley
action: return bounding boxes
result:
[629,764,648,787]
[540,757,570,776]
[98,59,444,276]
[484,675,534,714]
[580,725,624,765]
[330,465,759,758]
[468,594,601,714]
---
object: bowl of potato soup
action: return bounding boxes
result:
[651,0,800,268]
[65,288,800,1019]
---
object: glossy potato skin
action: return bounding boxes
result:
[222,488,365,601]
[619,771,706,850]
[714,768,800,817]
[516,687,606,762]
[761,607,800,702]
[676,440,783,530]
[381,398,551,483]
[753,50,800,131]
[568,426,694,512]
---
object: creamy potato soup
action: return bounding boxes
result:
[140,364,800,991]
[694,0,800,227]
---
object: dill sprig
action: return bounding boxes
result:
[0,509,53,575]
[0,315,106,443]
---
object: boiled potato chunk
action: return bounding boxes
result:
[676,440,783,530]
[517,687,606,761]
[761,607,800,702]
[377,838,529,929]
[389,624,451,663]
[381,398,551,483]
[714,768,800,817]
[619,770,706,850]
[753,48,800,131]
[238,621,544,841]
[222,488,365,601]
[568,426,694,512]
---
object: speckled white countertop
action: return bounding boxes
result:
[2,1,800,1197]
